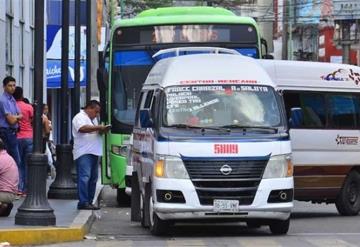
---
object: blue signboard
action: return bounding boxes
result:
[47,59,86,88]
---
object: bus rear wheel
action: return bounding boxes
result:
[117,188,130,207]
[336,170,360,216]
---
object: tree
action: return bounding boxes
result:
[122,0,174,18]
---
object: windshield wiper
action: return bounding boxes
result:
[165,124,230,133]
[220,124,278,132]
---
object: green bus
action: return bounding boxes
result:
[98,6,270,205]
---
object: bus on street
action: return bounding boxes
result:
[98,6,270,205]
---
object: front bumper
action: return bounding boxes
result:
[153,177,293,221]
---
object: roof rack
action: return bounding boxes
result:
[152,47,240,59]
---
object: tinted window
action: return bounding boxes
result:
[283,91,326,128]
[113,24,258,45]
[329,94,360,129]
[284,91,360,129]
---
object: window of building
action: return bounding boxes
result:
[6,0,13,15]
[20,0,25,21]
[19,67,24,87]
[6,14,13,75]
[20,23,24,65]
[30,0,34,26]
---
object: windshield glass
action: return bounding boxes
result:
[112,50,153,126]
[111,48,258,128]
[163,85,282,128]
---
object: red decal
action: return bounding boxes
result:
[214,144,238,154]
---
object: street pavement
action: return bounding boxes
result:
[0,177,103,246]
[18,186,360,247]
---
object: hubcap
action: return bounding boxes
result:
[348,181,358,204]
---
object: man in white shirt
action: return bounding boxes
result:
[72,100,110,210]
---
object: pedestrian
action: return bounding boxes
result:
[42,104,55,178]
[0,138,19,217]
[42,104,51,153]
[72,100,110,210]
[13,86,33,195]
[0,76,22,187]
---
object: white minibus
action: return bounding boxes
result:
[259,59,360,216]
[130,47,293,235]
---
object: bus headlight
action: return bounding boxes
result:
[263,154,293,179]
[111,144,129,157]
[155,156,189,179]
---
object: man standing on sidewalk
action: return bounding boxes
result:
[0,138,19,217]
[0,77,22,182]
[72,100,110,210]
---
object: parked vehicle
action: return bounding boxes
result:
[259,59,360,216]
[130,47,293,235]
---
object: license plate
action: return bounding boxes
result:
[213,199,239,212]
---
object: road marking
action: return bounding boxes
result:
[96,241,133,247]
[167,239,206,246]
[238,239,282,247]
[289,233,360,236]
[304,238,356,247]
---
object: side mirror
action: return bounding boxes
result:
[262,54,274,59]
[97,68,107,122]
[289,107,303,128]
[140,109,153,128]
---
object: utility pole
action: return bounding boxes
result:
[282,0,288,60]
[341,20,351,64]
[15,0,56,226]
[86,0,92,102]
[48,0,77,199]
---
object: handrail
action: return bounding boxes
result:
[152,47,240,58]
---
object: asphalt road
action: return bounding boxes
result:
[42,186,360,247]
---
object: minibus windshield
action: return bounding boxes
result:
[163,84,282,129]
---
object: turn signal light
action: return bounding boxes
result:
[155,160,165,177]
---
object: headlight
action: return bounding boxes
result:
[154,156,189,179]
[111,144,129,157]
[263,154,293,179]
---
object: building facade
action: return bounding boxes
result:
[0,0,35,99]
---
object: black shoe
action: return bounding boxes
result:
[77,205,94,210]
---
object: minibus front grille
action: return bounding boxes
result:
[182,157,268,206]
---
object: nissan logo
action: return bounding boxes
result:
[220,164,232,175]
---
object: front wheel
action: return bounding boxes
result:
[335,170,360,216]
[269,218,290,235]
[149,193,172,235]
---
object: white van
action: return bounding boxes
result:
[130,47,293,235]
[259,59,360,216]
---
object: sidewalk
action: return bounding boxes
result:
[0,178,103,246]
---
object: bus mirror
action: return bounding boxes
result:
[289,107,303,128]
[262,54,274,59]
[140,109,153,128]
[97,68,107,92]
[97,68,107,122]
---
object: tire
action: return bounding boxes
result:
[130,172,141,222]
[141,183,151,228]
[247,221,261,229]
[149,190,172,235]
[117,188,131,207]
[269,218,290,235]
[335,170,360,216]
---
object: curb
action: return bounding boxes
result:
[0,185,103,246]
